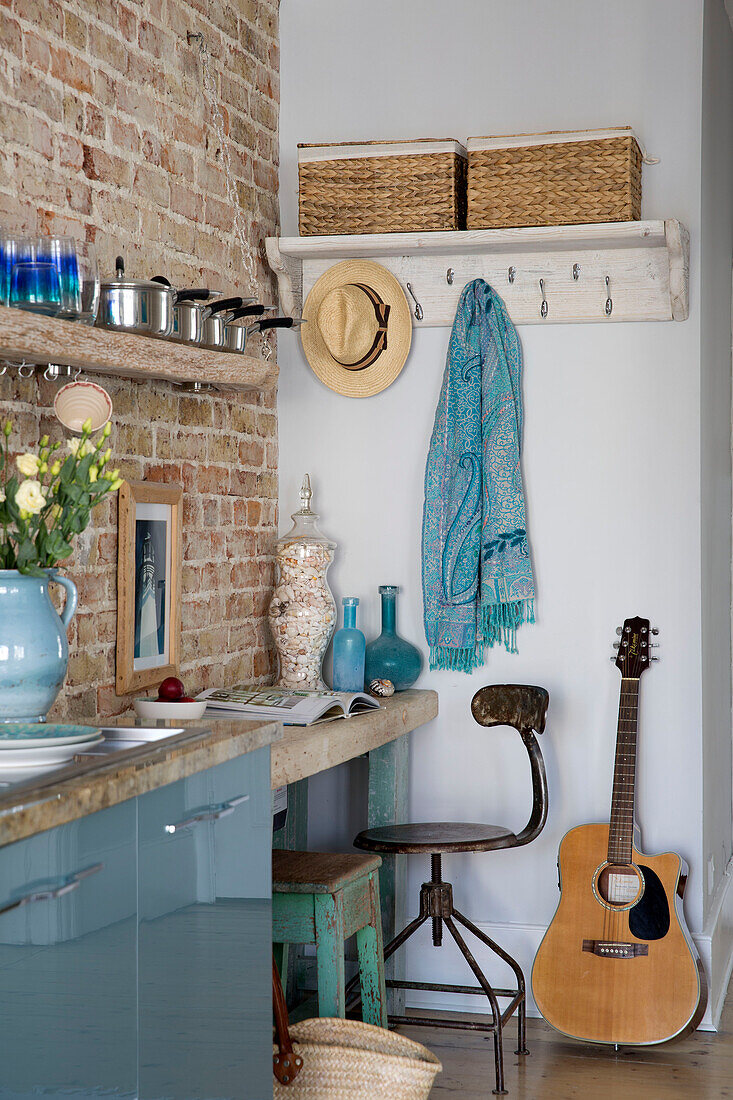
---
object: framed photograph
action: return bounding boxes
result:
[116,481,183,695]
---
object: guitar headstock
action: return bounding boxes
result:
[613,616,658,677]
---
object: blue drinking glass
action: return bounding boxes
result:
[0,236,34,306]
[35,236,81,318]
[10,262,63,316]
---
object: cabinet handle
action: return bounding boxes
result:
[164,793,250,834]
[0,862,104,918]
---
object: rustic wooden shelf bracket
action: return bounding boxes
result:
[0,305,278,392]
[266,219,689,327]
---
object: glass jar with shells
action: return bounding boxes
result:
[268,475,336,689]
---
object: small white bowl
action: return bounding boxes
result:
[133,698,207,721]
[54,380,113,434]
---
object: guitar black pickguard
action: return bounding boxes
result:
[628,864,670,940]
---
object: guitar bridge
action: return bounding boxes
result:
[582,939,648,958]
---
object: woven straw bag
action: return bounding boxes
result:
[273,959,441,1099]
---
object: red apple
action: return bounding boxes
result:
[179,696,196,703]
[158,676,185,701]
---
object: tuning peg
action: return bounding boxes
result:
[616,627,623,636]
[649,643,660,648]
[650,655,660,661]
[651,628,659,635]
[613,642,620,649]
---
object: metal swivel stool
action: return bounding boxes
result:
[351,684,549,1095]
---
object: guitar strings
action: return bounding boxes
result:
[614,677,637,946]
[607,666,640,948]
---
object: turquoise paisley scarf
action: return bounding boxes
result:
[422,280,534,672]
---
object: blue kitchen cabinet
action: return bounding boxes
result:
[0,747,273,1099]
[138,745,273,1100]
[0,799,138,1098]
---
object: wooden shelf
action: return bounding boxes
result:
[0,305,278,392]
[266,219,689,326]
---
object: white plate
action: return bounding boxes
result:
[133,699,207,721]
[0,736,104,767]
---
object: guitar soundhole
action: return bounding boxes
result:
[594,863,643,909]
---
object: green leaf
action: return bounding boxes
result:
[15,537,37,571]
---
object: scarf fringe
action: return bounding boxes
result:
[480,598,535,655]
[429,599,535,672]
[429,644,483,673]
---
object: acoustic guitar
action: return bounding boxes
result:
[532,616,707,1045]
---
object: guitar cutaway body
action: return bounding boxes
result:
[532,822,706,1046]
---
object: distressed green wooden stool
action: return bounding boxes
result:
[272,849,388,1027]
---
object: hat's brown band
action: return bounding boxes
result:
[333,283,391,371]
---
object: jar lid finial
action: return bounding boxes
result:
[299,473,312,513]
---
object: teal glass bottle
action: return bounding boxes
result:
[364,585,423,691]
[331,597,366,692]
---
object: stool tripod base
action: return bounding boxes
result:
[346,854,528,1095]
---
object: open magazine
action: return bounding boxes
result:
[198,685,381,725]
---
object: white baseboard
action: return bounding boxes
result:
[692,863,733,1030]
[401,899,733,1033]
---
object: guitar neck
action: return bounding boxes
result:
[607,677,639,865]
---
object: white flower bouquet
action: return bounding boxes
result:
[0,417,123,575]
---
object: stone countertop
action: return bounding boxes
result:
[0,717,282,849]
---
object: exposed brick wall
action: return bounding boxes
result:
[0,0,280,718]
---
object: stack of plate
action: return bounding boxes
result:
[0,724,103,768]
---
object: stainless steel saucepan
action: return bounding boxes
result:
[97,256,178,336]
[221,315,305,355]
[214,304,275,353]
[149,280,220,345]
[199,296,259,350]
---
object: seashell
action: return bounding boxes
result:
[369,678,395,698]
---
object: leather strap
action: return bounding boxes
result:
[333,283,390,370]
[273,955,304,1086]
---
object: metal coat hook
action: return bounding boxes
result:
[18,361,35,378]
[446,267,455,285]
[508,266,516,284]
[406,282,423,322]
[605,275,613,316]
[572,263,581,281]
[539,279,548,319]
[42,363,80,382]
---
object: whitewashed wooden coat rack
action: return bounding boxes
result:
[265,219,689,326]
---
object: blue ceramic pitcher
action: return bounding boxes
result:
[0,569,78,722]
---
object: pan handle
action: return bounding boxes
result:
[175,288,211,303]
[228,304,269,322]
[151,275,171,286]
[208,295,244,315]
[256,317,296,332]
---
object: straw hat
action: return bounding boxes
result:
[301,260,412,397]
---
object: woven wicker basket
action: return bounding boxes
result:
[298,139,467,236]
[466,127,643,229]
[273,1018,441,1099]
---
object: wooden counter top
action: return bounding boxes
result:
[270,689,438,788]
[0,717,282,849]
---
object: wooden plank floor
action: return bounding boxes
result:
[398,992,733,1098]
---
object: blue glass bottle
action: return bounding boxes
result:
[364,585,423,691]
[331,597,366,692]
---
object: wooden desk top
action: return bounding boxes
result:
[270,689,438,789]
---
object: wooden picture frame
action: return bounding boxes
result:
[116,480,183,696]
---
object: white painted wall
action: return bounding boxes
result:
[701,0,733,914]
[278,0,719,1016]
